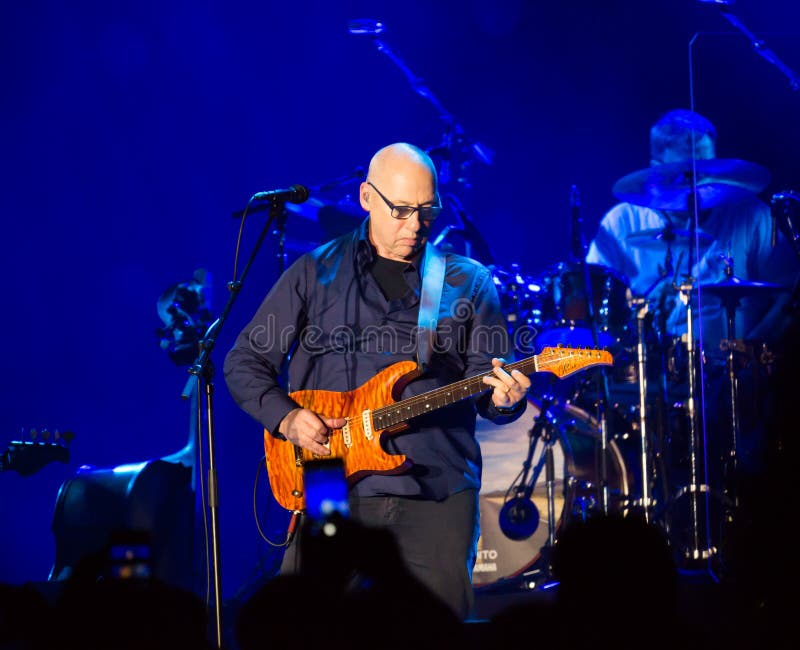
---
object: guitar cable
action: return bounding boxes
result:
[253,454,298,547]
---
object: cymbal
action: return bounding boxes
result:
[697,275,788,300]
[283,196,328,221]
[626,227,713,252]
[613,158,771,211]
[317,198,365,239]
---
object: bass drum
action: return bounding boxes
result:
[473,397,630,590]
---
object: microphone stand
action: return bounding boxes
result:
[717,260,742,520]
[499,393,560,579]
[571,185,612,515]
[534,396,560,573]
[772,192,800,318]
[181,197,291,647]
[440,192,496,265]
[705,3,800,92]
[772,191,800,260]
[356,21,493,189]
[354,20,498,268]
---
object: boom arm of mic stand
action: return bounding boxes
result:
[309,167,366,193]
[183,200,287,397]
[443,193,495,264]
[370,36,493,170]
[717,9,800,92]
[373,37,454,122]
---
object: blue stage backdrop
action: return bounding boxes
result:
[1,0,798,601]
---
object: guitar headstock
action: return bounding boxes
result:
[1,428,74,476]
[537,346,613,379]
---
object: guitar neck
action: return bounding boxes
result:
[372,356,540,430]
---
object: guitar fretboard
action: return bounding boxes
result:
[371,347,608,430]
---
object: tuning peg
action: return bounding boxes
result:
[61,430,75,444]
[40,428,51,442]
[29,427,38,441]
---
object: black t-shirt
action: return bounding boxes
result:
[371,255,411,300]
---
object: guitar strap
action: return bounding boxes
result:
[417,242,446,372]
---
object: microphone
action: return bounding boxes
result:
[772,190,800,254]
[695,0,735,6]
[252,184,310,204]
[772,199,778,248]
[570,184,586,260]
[347,19,385,36]
[498,495,540,541]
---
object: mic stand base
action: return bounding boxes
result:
[202,375,224,649]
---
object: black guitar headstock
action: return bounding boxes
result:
[1,428,74,476]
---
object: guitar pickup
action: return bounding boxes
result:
[361,410,374,441]
[342,417,352,448]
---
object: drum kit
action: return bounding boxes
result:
[474,158,797,592]
[252,149,795,591]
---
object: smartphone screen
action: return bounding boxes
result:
[303,457,350,521]
[106,530,152,580]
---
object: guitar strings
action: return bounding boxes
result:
[372,350,608,423]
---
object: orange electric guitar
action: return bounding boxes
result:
[263,345,613,511]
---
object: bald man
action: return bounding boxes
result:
[224,143,530,619]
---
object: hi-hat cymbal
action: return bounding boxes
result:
[627,227,713,252]
[613,158,771,211]
[697,275,788,301]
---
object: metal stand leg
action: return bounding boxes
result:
[722,301,740,514]
[632,297,654,522]
[674,277,716,563]
[498,395,563,576]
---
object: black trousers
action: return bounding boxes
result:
[281,488,480,620]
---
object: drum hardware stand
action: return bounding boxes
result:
[668,173,719,565]
[631,249,683,526]
[672,274,717,563]
[584,352,612,517]
[498,394,561,578]
[570,185,612,514]
[630,296,656,522]
[717,259,743,518]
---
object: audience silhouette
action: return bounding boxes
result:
[234,513,468,650]
[4,311,797,650]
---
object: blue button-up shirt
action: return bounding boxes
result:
[223,219,525,499]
